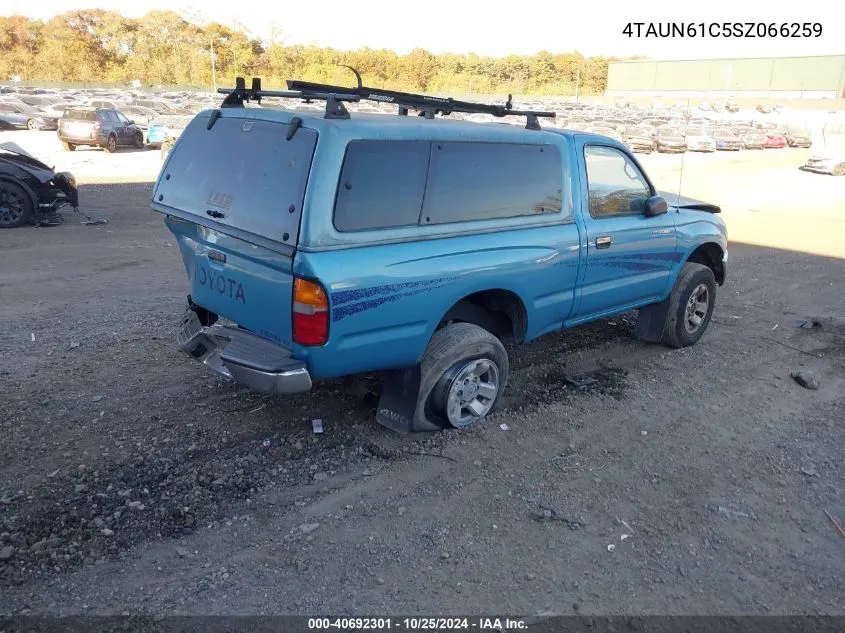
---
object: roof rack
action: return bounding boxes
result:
[217,68,556,130]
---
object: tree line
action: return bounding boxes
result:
[0,11,639,95]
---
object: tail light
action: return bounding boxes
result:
[93,121,102,130]
[293,277,329,346]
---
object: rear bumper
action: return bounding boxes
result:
[177,310,312,395]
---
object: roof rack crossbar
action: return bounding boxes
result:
[217,77,360,119]
[287,78,555,129]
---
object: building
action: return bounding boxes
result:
[606,55,845,99]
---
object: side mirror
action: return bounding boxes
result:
[644,195,669,217]
[128,119,136,124]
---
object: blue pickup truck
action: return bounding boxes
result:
[152,79,727,433]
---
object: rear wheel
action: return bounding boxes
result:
[62,142,76,152]
[0,181,34,229]
[420,323,509,429]
[105,135,117,153]
[26,119,39,131]
[662,263,717,348]
[833,163,845,176]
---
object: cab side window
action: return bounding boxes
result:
[584,145,651,218]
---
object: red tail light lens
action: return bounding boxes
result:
[293,278,329,346]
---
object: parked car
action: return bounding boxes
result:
[589,125,623,142]
[724,101,740,113]
[121,105,159,129]
[57,107,145,152]
[801,153,845,176]
[0,141,78,228]
[146,115,193,152]
[621,126,654,153]
[738,130,767,149]
[152,84,727,433]
[653,126,687,153]
[763,133,786,149]
[711,129,742,151]
[785,128,812,148]
[685,127,716,152]
[0,101,59,130]
[756,104,773,114]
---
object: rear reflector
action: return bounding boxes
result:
[293,278,329,346]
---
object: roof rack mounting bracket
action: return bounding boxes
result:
[525,114,540,131]
[324,96,350,120]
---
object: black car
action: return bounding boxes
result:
[0,142,78,228]
[57,107,144,152]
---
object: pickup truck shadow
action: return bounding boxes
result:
[2,182,844,588]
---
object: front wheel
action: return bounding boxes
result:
[133,131,144,149]
[421,323,509,429]
[833,163,845,176]
[62,142,76,151]
[26,119,39,131]
[0,181,34,228]
[662,262,717,348]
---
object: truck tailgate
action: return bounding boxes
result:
[167,218,297,348]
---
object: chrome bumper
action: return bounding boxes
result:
[177,310,312,394]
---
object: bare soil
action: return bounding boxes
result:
[1,172,844,617]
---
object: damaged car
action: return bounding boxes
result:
[0,142,78,228]
[801,153,845,176]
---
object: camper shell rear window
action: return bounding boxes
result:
[153,113,317,247]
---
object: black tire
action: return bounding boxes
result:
[105,135,117,153]
[832,164,845,177]
[0,180,34,229]
[662,262,717,349]
[133,130,144,149]
[62,142,76,152]
[26,119,39,131]
[415,322,509,430]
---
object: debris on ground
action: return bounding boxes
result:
[791,371,820,390]
[564,373,599,390]
[312,419,324,434]
[607,544,616,552]
[532,504,587,529]
[717,505,752,519]
[794,319,822,329]
[299,523,320,534]
[823,510,845,539]
[499,423,509,431]
[801,464,818,477]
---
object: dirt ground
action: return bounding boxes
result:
[0,138,844,618]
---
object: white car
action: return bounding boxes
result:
[802,154,845,176]
[685,127,716,152]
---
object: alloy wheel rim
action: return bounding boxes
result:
[0,188,24,226]
[444,358,500,427]
[684,284,710,334]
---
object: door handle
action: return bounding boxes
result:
[595,236,612,249]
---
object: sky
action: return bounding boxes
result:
[3,0,844,60]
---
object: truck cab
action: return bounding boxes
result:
[152,78,727,433]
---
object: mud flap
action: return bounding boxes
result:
[634,296,671,343]
[375,365,423,434]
